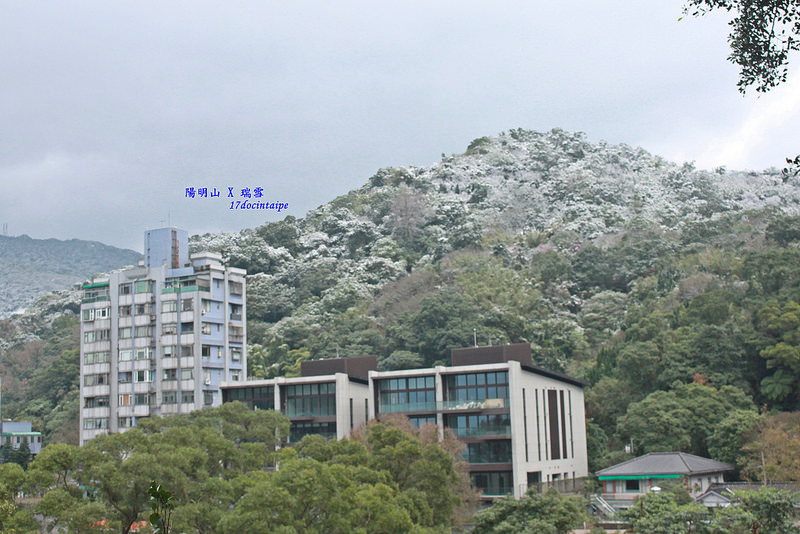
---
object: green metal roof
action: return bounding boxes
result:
[82,282,109,289]
[598,474,682,480]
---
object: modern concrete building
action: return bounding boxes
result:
[370,344,589,499]
[220,356,374,443]
[79,228,246,445]
[221,344,589,499]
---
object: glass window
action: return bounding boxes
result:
[162,345,176,358]
[119,350,132,361]
[134,370,152,383]
[181,391,194,404]
[163,369,177,381]
[181,368,193,380]
[162,300,177,313]
[162,391,177,404]
[119,305,132,317]
[119,283,132,295]
[182,298,193,312]
[119,327,132,339]
[134,280,154,293]
[162,323,177,335]
[82,309,95,321]
[134,326,152,338]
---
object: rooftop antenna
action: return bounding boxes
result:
[2,223,7,235]
[473,328,477,347]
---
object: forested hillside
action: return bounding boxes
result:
[0,234,140,317]
[192,128,800,476]
[3,128,800,476]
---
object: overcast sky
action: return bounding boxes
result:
[1,1,798,252]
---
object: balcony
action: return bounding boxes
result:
[380,401,436,414]
[229,313,242,321]
[448,425,511,438]
[439,398,505,411]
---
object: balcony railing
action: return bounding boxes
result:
[379,398,507,414]
[380,401,437,414]
[439,398,506,411]
[449,425,511,438]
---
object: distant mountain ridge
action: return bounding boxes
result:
[0,234,141,317]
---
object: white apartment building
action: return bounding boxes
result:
[79,228,246,445]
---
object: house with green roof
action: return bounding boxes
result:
[596,452,734,509]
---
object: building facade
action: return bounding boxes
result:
[1,421,43,456]
[370,344,589,499]
[221,345,589,499]
[79,228,246,445]
[220,356,374,443]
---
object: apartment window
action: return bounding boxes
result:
[84,351,110,364]
[84,396,109,408]
[201,345,212,358]
[84,373,109,386]
[162,345,176,358]
[163,369,177,381]
[443,413,511,438]
[285,383,336,417]
[119,327,132,339]
[181,368,193,380]
[134,370,153,383]
[118,417,133,428]
[231,370,240,381]
[201,299,212,313]
[119,305,132,317]
[229,325,243,342]
[83,330,109,343]
[118,372,132,384]
[408,415,437,429]
[162,391,177,404]
[134,393,151,405]
[96,307,110,318]
[463,440,513,464]
[135,348,152,360]
[135,303,152,315]
[119,283,132,295]
[181,345,193,357]
[378,376,435,413]
[134,280,154,293]
[229,281,243,295]
[446,371,509,403]
[182,298,193,312]
[625,480,640,492]
[119,350,133,362]
[162,323,177,335]
[83,417,108,429]
[118,394,132,406]
[203,391,214,406]
[162,300,177,313]
[471,471,513,496]
[231,348,241,361]
[82,309,95,321]
[181,322,194,334]
[230,304,242,320]
[134,326,152,338]
[289,422,336,443]
[181,391,195,404]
